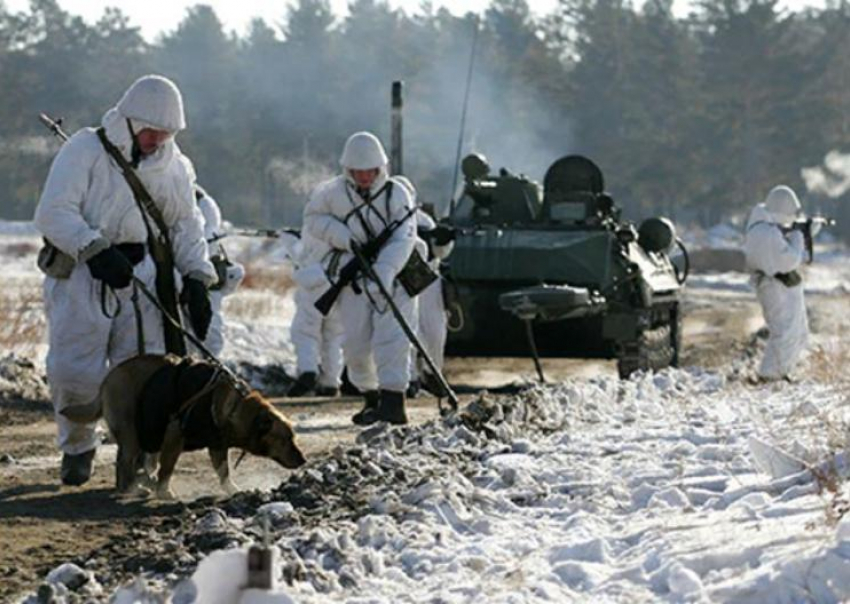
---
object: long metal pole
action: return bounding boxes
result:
[391,81,404,176]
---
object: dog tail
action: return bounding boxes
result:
[60,396,103,423]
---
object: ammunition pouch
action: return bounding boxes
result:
[775,270,802,288]
[754,269,802,288]
[208,255,232,291]
[397,248,438,297]
[37,239,76,279]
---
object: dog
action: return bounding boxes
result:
[62,354,306,499]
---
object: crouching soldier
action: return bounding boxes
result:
[34,75,216,486]
[303,132,417,424]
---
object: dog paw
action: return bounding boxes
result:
[119,482,152,500]
[156,486,177,500]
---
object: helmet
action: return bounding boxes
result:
[116,74,186,133]
[340,132,388,170]
[765,185,802,227]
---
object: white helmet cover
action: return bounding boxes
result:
[116,74,186,133]
[765,185,802,227]
[340,131,389,170]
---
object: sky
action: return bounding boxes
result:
[5,0,826,41]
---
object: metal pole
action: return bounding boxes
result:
[391,81,404,175]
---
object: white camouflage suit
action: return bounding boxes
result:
[290,230,345,389]
[399,185,450,386]
[303,134,417,394]
[194,189,245,356]
[744,186,809,380]
[34,75,215,456]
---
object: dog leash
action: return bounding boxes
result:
[129,274,252,396]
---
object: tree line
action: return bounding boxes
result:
[0,0,849,236]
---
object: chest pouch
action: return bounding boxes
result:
[37,239,76,279]
[396,248,438,297]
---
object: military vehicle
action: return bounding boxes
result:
[441,153,688,378]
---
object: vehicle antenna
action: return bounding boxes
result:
[449,16,480,215]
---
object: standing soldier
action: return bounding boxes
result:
[744,185,817,382]
[194,185,246,356]
[303,132,416,424]
[288,228,345,397]
[34,75,216,486]
[394,176,452,398]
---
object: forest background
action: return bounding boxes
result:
[1,0,850,235]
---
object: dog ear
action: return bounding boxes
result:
[253,410,274,436]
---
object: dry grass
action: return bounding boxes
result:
[0,284,46,353]
[240,263,294,293]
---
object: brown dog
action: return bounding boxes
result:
[63,354,305,499]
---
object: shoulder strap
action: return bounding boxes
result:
[96,127,171,244]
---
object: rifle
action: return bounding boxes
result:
[785,216,836,264]
[207,227,300,244]
[314,207,416,316]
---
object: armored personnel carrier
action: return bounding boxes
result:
[442,153,688,378]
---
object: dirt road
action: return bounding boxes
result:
[0,290,765,600]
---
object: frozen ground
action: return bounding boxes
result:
[2,220,850,603]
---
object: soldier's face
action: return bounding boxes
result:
[350,168,379,190]
[136,128,172,155]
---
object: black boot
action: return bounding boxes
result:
[340,367,360,396]
[315,385,340,397]
[287,371,317,397]
[352,390,380,425]
[405,380,420,398]
[378,389,408,425]
[61,448,96,486]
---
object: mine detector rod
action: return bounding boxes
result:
[38,112,252,397]
[449,16,480,216]
[350,243,460,414]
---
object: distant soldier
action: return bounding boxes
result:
[34,75,215,486]
[288,228,345,397]
[744,185,819,382]
[193,185,245,356]
[303,132,416,424]
[394,176,453,398]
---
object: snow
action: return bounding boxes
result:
[5,219,850,603]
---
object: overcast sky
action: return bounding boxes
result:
[5,0,826,41]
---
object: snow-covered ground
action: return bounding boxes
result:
[4,219,850,603]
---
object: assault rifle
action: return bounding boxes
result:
[314,207,416,316]
[208,227,300,244]
[784,216,836,264]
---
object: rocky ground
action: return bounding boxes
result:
[0,287,771,603]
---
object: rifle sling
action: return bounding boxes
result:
[96,127,186,356]
[96,128,172,243]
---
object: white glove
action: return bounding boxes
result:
[810,219,824,238]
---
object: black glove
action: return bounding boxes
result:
[430,225,457,246]
[86,246,134,289]
[180,277,212,340]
